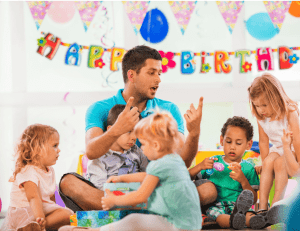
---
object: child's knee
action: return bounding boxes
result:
[274,157,286,171]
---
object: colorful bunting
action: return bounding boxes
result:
[264,1,291,30]
[122,1,150,35]
[75,1,102,31]
[27,1,52,30]
[169,1,197,35]
[216,1,244,34]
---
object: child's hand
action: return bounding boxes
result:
[101,189,116,210]
[228,162,241,172]
[282,129,293,147]
[200,157,217,170]
[229,165,246,183]
[106,176,122,183]
[184,97,203,136]
[36,217,46,230]
[254,165,262,175]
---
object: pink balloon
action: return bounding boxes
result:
[47,1,76,24]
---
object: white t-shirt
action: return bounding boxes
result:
[9,165,56,208]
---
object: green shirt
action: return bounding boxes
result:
[146,154,202,230]
[200,155,259,202]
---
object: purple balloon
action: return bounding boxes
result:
[55,185,65,207]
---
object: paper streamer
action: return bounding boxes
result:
[27,1,52,30]
[216,1,244,34]
[264,1,291,30]
[75,1,102,31]
[169,1,197,35]
[123,1,150,34]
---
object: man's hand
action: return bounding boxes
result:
[254,165,262,175]
[200,157,217,170]
[113,97,140,136]
[101,189,116,211]
[184,97,204,136]
[36,217,46,231]
[106,176,122,183]
[229,162,246,183]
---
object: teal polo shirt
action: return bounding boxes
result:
[85,89,185,142]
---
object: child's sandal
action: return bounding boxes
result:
[249,204,288,230]
[230,189,254,230]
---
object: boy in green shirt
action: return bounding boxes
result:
[190,116,260,229]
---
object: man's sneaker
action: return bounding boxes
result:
[230,189,254,230]
[17,221,41,231]
[250,204,288,229]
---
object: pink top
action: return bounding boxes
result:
[258,116,294,156]
[9,165,56,208]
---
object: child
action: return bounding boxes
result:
[0,124,73,231]
[247,73,300,212]
[59,109,203,231]
[87,104,148,191]
[189,116,260,229]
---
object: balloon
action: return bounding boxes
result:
[289,1,300,17]
[140,9,169,43]
[47,1,76,24]
[286,183,300,230]
[246,13,279,41]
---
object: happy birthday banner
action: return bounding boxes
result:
[37,32,300,74]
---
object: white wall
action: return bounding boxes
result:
[0,1,300,211]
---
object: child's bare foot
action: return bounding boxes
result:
[17,221,41,231]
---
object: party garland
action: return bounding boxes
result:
[37,32,300,74]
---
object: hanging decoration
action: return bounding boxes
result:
[246,12,279,41]
[36,32,300,74]
[47,1,76,24]
[27,1,52,30]
[75,1,102,31]
[140,9,169,43]
[169,1,197,35]
[289,1,300,17]
[159,51,176,73]
[263,1,291,30]
[216,1,244,34]
[122,1,150,35]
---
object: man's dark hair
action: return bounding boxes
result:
[107,104,142,126]
[221,116,254,141]
[122,45,162,83]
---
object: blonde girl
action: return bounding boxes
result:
[247,73,300,228]
[1,124,73,231]
[59,109,203,231]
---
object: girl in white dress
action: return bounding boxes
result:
[247,73,300,229]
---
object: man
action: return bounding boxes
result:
[59,45,217,211]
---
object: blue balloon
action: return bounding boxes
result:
[246,13,279,41]
[140,9,169,43]
[286,185,300,230]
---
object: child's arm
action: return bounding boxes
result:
[257,121,270,162]
[23,181,46,230]
[229,166,258,203]
[102,174,159,210]
[189,157,216,179]
[106,172,147,183]
[286,110,300,176]
[282,128,300,177]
